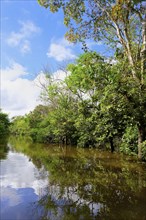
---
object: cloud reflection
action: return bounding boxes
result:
[0,150,49,219]
[1,151,48,196]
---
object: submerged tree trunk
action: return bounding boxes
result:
[62,136,67,145]
[138,127,143,160]
[109,137,114,153]
[137,125,146,160]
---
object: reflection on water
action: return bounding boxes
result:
[0,137,146,220]
[0,148,48,220]
[0,136,9,160]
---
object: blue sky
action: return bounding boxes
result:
[1,0,110,117]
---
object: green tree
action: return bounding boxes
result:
[40,74,79,144]
[10,115,30,136]
[38,0,146,159]
[0,110,10,137]
[66,52,128,150]
[38,52,145,157]
[38,0,145,79]
[65,52,105,147]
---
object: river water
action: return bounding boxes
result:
[0,137,146,220]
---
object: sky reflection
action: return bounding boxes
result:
[0,151,48,220]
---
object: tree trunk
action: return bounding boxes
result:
[138,6,146,160]
[109,137,114,153]
[140,13,146,84]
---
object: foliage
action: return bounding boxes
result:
[0,110,10,137]
[37,0,145,80]
[120,125,138,155]
[66,52,130,150]
[10,116,30,136]
[9,51,146,159]
[37,0,146,159]
[28,105,51,142]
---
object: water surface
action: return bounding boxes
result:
[0,137,146,220]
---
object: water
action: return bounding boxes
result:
[0,137,146,220]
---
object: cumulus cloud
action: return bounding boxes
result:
[47,38,77,62]
[1,62,28,81]
[7,20,41,54]
[1,61,70,118]
[53,69,69,81]
[1,62,42,118]
[34,69,69,88]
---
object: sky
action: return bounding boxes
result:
[1,0,110,118]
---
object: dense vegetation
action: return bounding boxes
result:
[10,52,146,160]
[0,110,10,159]
[0,110,10,138]
[9,0,146,160]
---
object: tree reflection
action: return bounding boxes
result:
[0,136,9,160]
[9,137,146,220]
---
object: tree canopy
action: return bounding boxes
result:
[36,0,146,159]
[38,0,146,81]
[10,52,146,160]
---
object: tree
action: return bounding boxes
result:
[66,52,128,150]
[27,105,51,142]
[38,0,145,78]
[0,110,10,137]
[65,52,107,147]
[10,116,30,136]
[110,52,146,158]
[40,74,79,144]
[38,0,146,159]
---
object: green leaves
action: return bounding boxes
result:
[0,110,10,137]
[9,50,146,158]
[37,0,49,8]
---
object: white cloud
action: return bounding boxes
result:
[20,40,31,54]
[34,70,69,89]
[53,69,69,81]
[7,32,23,46]
[19,20,40,34]
[105,58,117,65]
[7,20,41,54]
[1,61,71,118]
[1,62,42,118]
[47,38,77,62]
[1,61,28,81]
[86,40,102,49]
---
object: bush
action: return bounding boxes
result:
[120,125,138,155]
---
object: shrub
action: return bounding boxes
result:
[120,125,138,155]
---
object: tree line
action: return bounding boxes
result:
[10,51,146,160]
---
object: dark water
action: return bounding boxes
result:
[0,137,146,220]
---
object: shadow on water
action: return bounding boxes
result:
[1,136,146,220]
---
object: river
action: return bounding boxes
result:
[0,137,146,220]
